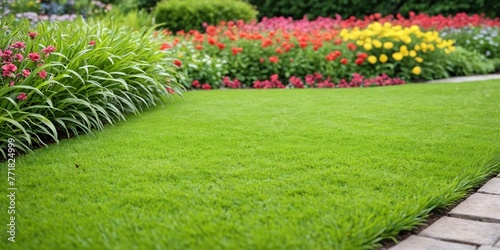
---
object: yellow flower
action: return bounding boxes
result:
[383,42,394,49]
[392,52,403,61]
[363,43,373,51]
[414,45,421,51]
[356,40,364,46]
[403,37,412,44]
[368,55,377,64]
[412,66,422,75]
[415,57,423,63]
[409,50,417,57]
[379,54,388,63]
[372,39,382,48]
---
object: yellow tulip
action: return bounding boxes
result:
[372,39,382,48]
[368,55,377,64]
[392,52,403,61]
[383,42,394,49]
[379,54,388,63]
[412,66,421,75]
[415,57,423,63]
[363,43,373,51]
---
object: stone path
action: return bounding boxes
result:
[426,73,500,83]
[390,175,500,250]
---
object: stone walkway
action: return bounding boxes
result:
[389,74,500,249]
[426,73,500,83]
[390,174,500,250]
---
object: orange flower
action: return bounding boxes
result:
[195,44,203,50]
[275,47,283,54]
[340,58,348,64]
[260,57,265,63]
[269,56,279,63]
[261,38,273,48]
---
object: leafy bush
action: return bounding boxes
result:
[0,19,183,160]
[245,0,500,20]
[446,46,495,76]
[154,0,257,33]
[441,26,500,59]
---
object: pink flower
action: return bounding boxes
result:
[42,45,56,55]
[11,41,26,49]
[38,70,47,79]
[9,81,15,86]
[89,40,96,46]
[2,63,17,77]
[202,83,211,90]
[28,31,38,39]
[17,92,27,101]
[1,49,12,59]
[22,69,30,77]
[28,52,40,62]
[15,54,23,62]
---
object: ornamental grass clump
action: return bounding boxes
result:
[0,19,183,160]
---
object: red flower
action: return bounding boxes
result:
[160,42,171,50]
[28,31,37,39]
[173,59,182,67]
[355,58,364,65]
[166,87,175,94]
[260,57,265,63]
[42,45,56,55]
[231,47,243,55]
[217,42,226,50]
[89,40,96,46]
[357,53,368,60]
[347,43,357,51]
[269,56,279,63]
[16,92,27,101]
[22,69,30,77]
[28,52,40,62]
[195,44,203,50]
[191,80,200,88]
[38,70,47,79]
[334,38,343,45]
[340,58,348,65]
[202,83,211,90]
[275,47,283,54]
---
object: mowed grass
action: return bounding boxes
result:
[1,80,500,250]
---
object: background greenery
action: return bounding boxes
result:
[244,0,500,20]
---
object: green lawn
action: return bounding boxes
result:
[1,80,500,250]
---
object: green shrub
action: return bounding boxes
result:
[446,46,495,76]
[154,0,257,32]
[0,18,183,159]
[245,0,500,20]
[441,26,500,59]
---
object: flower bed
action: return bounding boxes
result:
[160,12,500,89]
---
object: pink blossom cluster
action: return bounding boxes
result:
[1,31,55,101]
[222,76,242,88]
[253,74,286,89]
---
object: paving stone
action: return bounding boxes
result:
[478,246,499,250]
[419,216,500,245]
[390,235,476,250]
[450,193,500,222]
[479,178,500,195]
